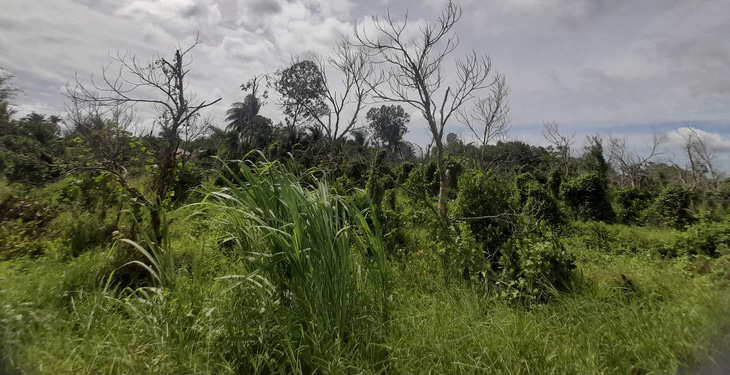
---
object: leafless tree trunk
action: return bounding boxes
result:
[607,130,667,189]
[66,39,220,244]
[354,1,498,221]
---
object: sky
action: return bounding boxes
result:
[1,0,729,170]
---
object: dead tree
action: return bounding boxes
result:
[607,130,667,189]
[316,41,379,142]
[456,72,510,168]
[676,127,721,189]
[543,121,575,179]
[66,40,220,244]
[354,1,498,221]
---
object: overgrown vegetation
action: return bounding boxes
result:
[2,2,730,373]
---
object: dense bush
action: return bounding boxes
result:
[645,184,696,229]
[497,232,576,302]
[560,173,614,222]
[455,170,514,250]
[665,218,730,258]
[614,188,654,225]
[512,172,563,226]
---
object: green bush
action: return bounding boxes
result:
[645,184,696,229]
[397,161,415,184]
[497,232,576,302]
[560,173,614,222]
[513,172,564,226]
[570,221,675,255]
[436,222,488,280]
[172,161,205,201]
[614,188,654,225]
[455,170,513,250]
[666,219,730,258]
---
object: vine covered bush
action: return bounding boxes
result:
[560,173,614,222]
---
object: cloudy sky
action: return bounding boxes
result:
[1,0,729,169]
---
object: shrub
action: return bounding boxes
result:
[667,219,730,258]
[172,161,205,201]
[614,188,654,225]
[397,162,415,184]
[571,221,674,255]
[59,211,118,257]
[645,184,696,229]
[455,170,513,250]
[560,173,614,222]
[513,172,564,226]
[497,232,576,302]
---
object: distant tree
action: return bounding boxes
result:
[607,130,667,189]
[275,60,329,129]
[0,71,19,124]
[457,73,510,166]
[0,112,61,185]
[581,135,609,179]
[365,104,409,155]
[675,127,721,189]
[543,121,575,178]
[446,132,464,153]
[276,42,377,143]
[226,75,271,150]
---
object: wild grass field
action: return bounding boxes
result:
[1,160,729,374]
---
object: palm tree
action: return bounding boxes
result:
[225,94,261,145]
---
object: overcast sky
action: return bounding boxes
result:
[1,0,729,169]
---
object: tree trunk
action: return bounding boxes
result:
[435,139,448,221]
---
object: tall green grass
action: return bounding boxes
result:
[200,158,392,367]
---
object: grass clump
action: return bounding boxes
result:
[200,158,392,371]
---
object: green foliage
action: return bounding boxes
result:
[171,161,204,201]
[397,161,415,184]
[498,232,576,302]
[570,221,676,255]
[645,183,696,229]
[614,187,654,225]
[54,210,118,257]
[0,113,62,185]
[366,104,410,153]
[560,173,615,222]
[59,173,125,215]
[438,222,488,280]
[513,172,564,226]
[665,218,730,258]
[275,60,329,127]
[455,169,513,249]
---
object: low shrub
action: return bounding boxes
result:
[645,184,696,229]
[569,221,676,255]
[497,232,576,302]
[665,219,730,258]
[513,172,564,226]
[560,173,614,222]
[614,187,654,225]
[455,170,513,249]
